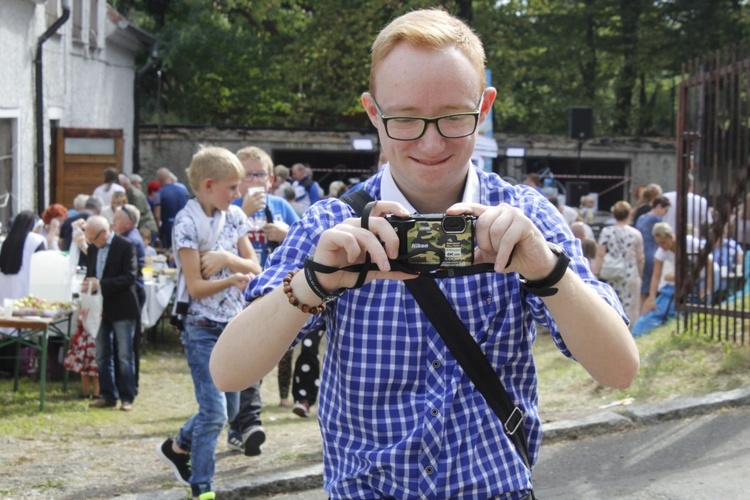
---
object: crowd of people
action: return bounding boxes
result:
[530,171,742,338]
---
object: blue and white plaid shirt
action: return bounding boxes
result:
[246,166,625,499]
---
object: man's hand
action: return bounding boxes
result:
[448,202,558,279]
[47,218,61,237]
[81,277,99,294]
[642,295,657,313]
[311,201,414,292]
[263,222,290,243]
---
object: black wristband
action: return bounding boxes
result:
[303,258,346,302]
[518,242,570,297]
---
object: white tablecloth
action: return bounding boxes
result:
[141,279,175,329]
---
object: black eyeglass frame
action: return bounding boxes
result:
[243,172,270,181]
[372,98,483,141]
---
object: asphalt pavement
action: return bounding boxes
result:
[125,387,750,499]
[535,405,750,498]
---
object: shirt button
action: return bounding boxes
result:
[431,360,441,369]
[425,465,435,475]
[430,408,439,417]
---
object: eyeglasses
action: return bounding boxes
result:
[244,172,269,181]
[373,98,482,141]
[88,228,106,243]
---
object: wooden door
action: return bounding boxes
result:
[53,128,123,208]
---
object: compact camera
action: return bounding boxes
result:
[386,214,476,271]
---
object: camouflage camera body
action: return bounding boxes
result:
[386,214,476,271]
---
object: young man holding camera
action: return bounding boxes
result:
[211,9,638,499]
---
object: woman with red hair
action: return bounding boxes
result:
[41,203,69,250]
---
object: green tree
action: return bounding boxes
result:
[120,0,750,135]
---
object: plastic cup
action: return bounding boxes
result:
[3,298,13,318]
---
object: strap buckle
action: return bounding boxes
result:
[504,407,524,435]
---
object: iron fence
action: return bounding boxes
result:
[676,43,750,343]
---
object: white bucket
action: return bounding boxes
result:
[29,250,72,303]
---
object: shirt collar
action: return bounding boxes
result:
[380,163,480,214]
[103,232,114,248]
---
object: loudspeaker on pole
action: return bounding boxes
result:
[565,181,591,208]
[568,106,593,140]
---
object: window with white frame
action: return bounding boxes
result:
[88,0,101,48]
[0,119,14,232]
[72,0,83,42]
[71,0,103,47]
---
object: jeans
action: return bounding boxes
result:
[229,381,263,435]
[96,318,136,404]
[176,316,239,496]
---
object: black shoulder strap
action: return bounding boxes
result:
[340,190,374,216]
[340,190,534,475]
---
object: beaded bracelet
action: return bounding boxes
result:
[282,269,326,315]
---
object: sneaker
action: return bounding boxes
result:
[156,438,190,487]
[292,401,311,418]
[196,493,216,500]
[242,426,266,457]
[227,430,244,453]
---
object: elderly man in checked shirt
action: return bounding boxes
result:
[211,9,639,500]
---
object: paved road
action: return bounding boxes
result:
[534,405,750,499]
[267,406,750,499]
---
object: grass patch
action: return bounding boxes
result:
[0,329,195,439]
[535,318,750,418]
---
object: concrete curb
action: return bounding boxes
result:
[140,388,750,498]
[622,387,750,425]
[544,387,750,443]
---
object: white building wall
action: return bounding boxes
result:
[0,0,41,215]
[66,41,136,169]
[0,0,146,215]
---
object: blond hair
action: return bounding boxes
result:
[652,222,675,239]
[236,146,274,175]
[370,9,486,95]
[186,146,244,193]
[111,191,128,206]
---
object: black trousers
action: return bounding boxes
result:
[230,381,263,433]
[292,328,323,405]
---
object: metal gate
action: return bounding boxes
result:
[676,44,750,343]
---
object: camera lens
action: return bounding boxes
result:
[442,216,466,233]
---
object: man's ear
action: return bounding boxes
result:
[361,92,379,128]
[478,87,497,125]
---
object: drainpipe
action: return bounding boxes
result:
[133,42,158,174]
[35,0,71,214]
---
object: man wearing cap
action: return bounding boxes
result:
[129,173,144,193]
